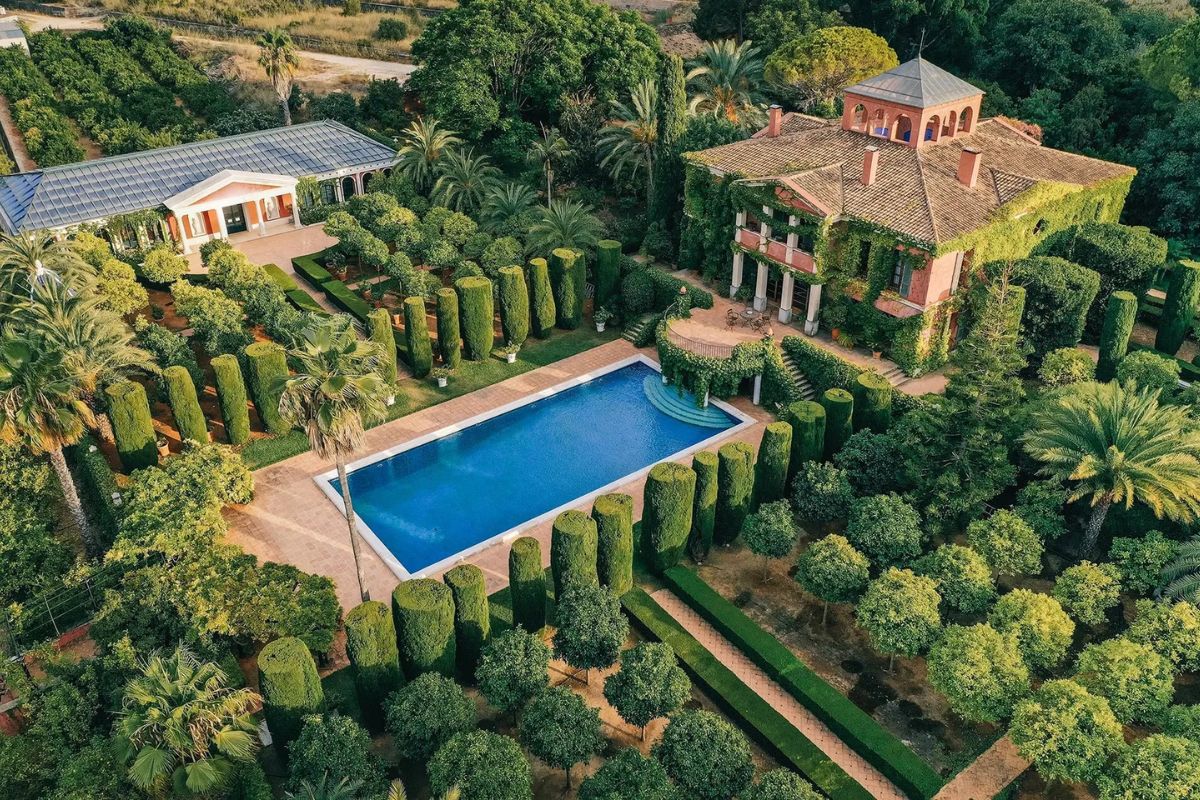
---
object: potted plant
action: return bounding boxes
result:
[834,330,855,349]
[594,306,613,333]
[865,329,885,359]
[327,252,347,281]
[432,367,451,388]
[822,302,847,339]
[499,343,521,364]
[156,438,170,458]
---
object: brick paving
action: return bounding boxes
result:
[932,736,1028,800]
[650,588,908,800]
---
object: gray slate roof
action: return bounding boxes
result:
[0,120,398,234]
[844,57,983,108]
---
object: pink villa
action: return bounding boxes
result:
[682,58,1136,375]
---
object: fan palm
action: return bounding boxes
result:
[431,148,501,214]
[527,125,572,202]
[395,117,462,193]
[598,79,659,205]
[0,332,100,555]
[117,646,260,798]
[0,231,95,309]
[1163,538,1200,603]
[1023,381,1200,556]
[278,315,389,602]
[257,29,299,125]
[286,776,364,800]
[526,199,604,254]
[479,183,537,235]
[686,38,766,128]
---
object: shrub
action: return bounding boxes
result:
[97,257,149,316]
[621,269,655,316]
[244,342,289,435]
[139,244,188,284]
[257,636,324,750]
[1097,290,1138,381]
[1075,637,1174,724]
[820,388,854,459]
[603,642,690,733]
[550,248,582,329]
[1009,679,1124,785]
[1126,599,1200,671]
[105,380,157,470]
[528,258,556,338]
[1010,256,1101,359]
[595,239,621,308]
[579,748,674,800]
[742,500,799,566]
[690,451,718,562]
[832,430,904,496]
[914,544,997,614]
[967,510,1043,576]
[1109,530,1177,595]
[1014,480,1068,541]
[592,493,633,595]
[476,628,550,714]
[551,510,599,598]
[856,568,942,664]
[927,624,1030,723]
[172,281,252,354]
[455,276,494,360]
[432,288,461,368]
[210,354,250,445]
[385,671,476,761]
[1117,349,1180,393]
[508,536,546,632]
[642,462,696,573]
[163,365,209,443]
[519,686,604,786]
[344,600,403,730]
[852,372,892,433]
[367,308,398,386]
[653,710,754,800]
[428,731,532,800]
[783,400,825,479]
[1038,348,1096,387]
[403,296,433,378]
[795,534,870,624]
[287,714,386,796]
[791,462,853,525]
[1158,260,1200,355]
[443,564,490,680]
[846,493,922,565]
[481,237,522,278]
[497,266,530,346]
[741,770,823,800]
[716,442,755,545]
[1053,561,1121,626]
[990,589,1075,672]
[754,422,792,505]
[1097,735,1200,800]
[375,16,408,40]
[391,578,456,678]
[553,584,628,678]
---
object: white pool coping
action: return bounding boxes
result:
[313,353,756,581]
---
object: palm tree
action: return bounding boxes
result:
[687,39,766,128]
[278,316,389,602]
[598,79,659,205]
[0,231,95,309]
[257,29,299,126]
[527,125,572,202]
[117,646,260,798]
[395,117,462,193]
[0,333,100,555]
[1163,538,1200,603]
[1023,381,1200,556]
[526,199,604,254]
[479,182,537,235]
[431,148,501,214]
[286,776,364,800]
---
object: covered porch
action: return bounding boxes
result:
[164,170,302,255]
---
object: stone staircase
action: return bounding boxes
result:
[622,313,657,344]
[779,350,817,401]
[642,376,735,428]
[877,362,907,386]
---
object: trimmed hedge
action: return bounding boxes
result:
[164,365,209,443]
[245,342,290,435]
[622,588,873,800]
[781,336,923,415]
[852,373,892,433]
[344,600,404,730]
[105,380,157,471]
[551,509,599,599]
[392,579,457,678]
[783,401,825,480]
[66,435,121,546]
[550,248,582,329]
[642,267,715,311]
[1009,256,1101,359]
[263,263,298,291]
[595,240,621,309]
[662,567,944,800]
[642,462,697,573]
[443,563,491,680]
[403,297,433,378]
[1157,261,1200,355]
[691,451,719,562]
[592,493,634,596]
[821,389,854,460]
[322,279,372,321]
[211,354,251,446]
[529,258,557,339]
[285,288,327,315]
[435,288,462,368]
[292,253,333,289]
[1098,291,1138,381]
[497,266,530,346]
[716,442,755,545]
[455,276,495,361]
[754,422,792,506]
[258,636,325,751]
[368,307,399,385]
[509,536,547,632]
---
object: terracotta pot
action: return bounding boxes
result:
[873,351,882,359]
[830,327,841,339]
[156,439,170,458]
[392,313,403,326]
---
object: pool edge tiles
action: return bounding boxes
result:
[312,354,756,580]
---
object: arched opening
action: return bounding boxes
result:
[924,116,941,142]
[871,108,889,138]
[851,104,867,131]
[362,171,375,192]
[943,110,957,137]
[893,115,912,143]
[958,106,973,133]
[341,176,357,199]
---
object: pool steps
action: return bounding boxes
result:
[642,375,735,428]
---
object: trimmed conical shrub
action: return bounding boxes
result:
[716,442,754,545]
[211,354,250,445]
[105,380,157,470]
[497,266,530,347]
[820,388,854,460]
[1157,260,1200,355]
[592,493,633,596]
[244,341,289,435]
[783,401,825,479]
[344,600,403,730]
[1098,290,1138,381]
[643,462,697,573]
[163,365,208,444]
[595,240,621,309]
[550,248,581,329]
[551,509,598,599]
[368,307,398,386]
[258,636,324,751]
[435,288,462,369]
[403,296,433,378]
[852,372,892,433]
[509,536,546,632]
[754,422,791,506]
[456,276,494,360]
[392,579,456,678]
[690,450,718,562]
[443,564,490,681]
[529,258,556,339]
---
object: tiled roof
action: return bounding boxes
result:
[844,57,983,108]
[688,117,1135,246]
[0,120,397,234]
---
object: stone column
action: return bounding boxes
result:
[779,271,795,323]
[753,260,769,311]
[216,209,229,240]
[752,374,762,405]
[334,179,345,203]
[290,193,301,227]
[730,250,744,298]
[804,283,822,335]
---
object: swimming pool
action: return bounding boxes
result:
[315,355,752,577]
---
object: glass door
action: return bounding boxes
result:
[222,204,248,234]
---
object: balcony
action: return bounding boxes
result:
[735,229,817,275]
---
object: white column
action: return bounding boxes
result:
[804,283,823,335]
[735,210,746,227]
[178,217,191,255]
[334,180,345,203]
[752,374,762,405]
[730,251,744,298]
[290,194,302,227]
[216,208,229,240]
[257,199,268,236]
[354,173,365,194]
[753,260,769,311]
[778,271,795,323]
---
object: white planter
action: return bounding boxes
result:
[386,394,396,406]
[595,321,606,333]
[505,352,517,364]
[436,377,448,388]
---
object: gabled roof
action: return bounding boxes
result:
[844,57,983,109]
[0,120,397,234]
[163,169,298,211]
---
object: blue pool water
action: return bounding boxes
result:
[331,361,739,574]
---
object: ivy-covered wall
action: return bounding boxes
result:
[679,165,738,284]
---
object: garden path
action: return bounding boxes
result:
[932,736,1028,800]
[649,587,909,800]
[0,95,35,172]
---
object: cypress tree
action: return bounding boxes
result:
[497,266,530,346]
[1098,290,1138,381]
[821,388,854,460]
[754,422,791,505]
[443,564,490,681]
[715,442,755,545]
[649,53,687,222]
[244,341,289,435]
[455,276,495,360]
[258,637,324,751]
[592,493,633,595]
[784,400,825,479]
[105,380,157,470]
[435,288,461,368]
[529,258,556,338]
[210,354,250,445]
[368,307,398,386]
[690,450,718,562]
[509,536,547,632]
[595,240,622,310]
[404,296,433,378]
[551,510,599,599]
[344,600,403,731]
[642,462,696,573]
[392,579,457,678]
[1156,260,1200,355]
[550,248,581,329]
[163,365,209,443]
[852,372,893,433]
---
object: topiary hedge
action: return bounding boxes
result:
[852,373,892,434]
[163,365,209,443]
[820,389,854,460]
[435,288,461,368]
[754,422,792,506]
[1156,261,1200,355]
[784,401,825,480]
[529,258,556,339]
[691,451,719,562]
[498,266,530,346]
[344,600,404,730]
[443,564,491,681]
[643,462,697,573]
[392,578,457,678]
[105,380,157,470]
[1008,256,1101,360]
[368,307,398,385]
[716,442,755,545]
[244,341,289,435]
[404,296,433,378]
[509,536,547,632]
[322,279,372,321]
[456,276,495,360]
[592,493,634,596]
[595,240,621,309]
[211,354,250,445]
[551,510,599,599]
[1098,291,1138,381]
[258,636,325,751]
[550,248,582,329]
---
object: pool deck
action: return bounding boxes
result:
[225,338,773,610]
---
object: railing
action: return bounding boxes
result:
[665,325,736,359]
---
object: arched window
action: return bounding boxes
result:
[872,108,889,138]
[341,176,357,199]
[943,110,957,137]
[958,106,974,133]
[363,171,375,191]
[851,104,867,130]
[894,115,912,143]
[924,116,940,142]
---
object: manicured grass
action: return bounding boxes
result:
[241,326,619,470]
[623,587,873,800]
[662,567,945,800]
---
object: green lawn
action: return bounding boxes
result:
[241,326,620,470]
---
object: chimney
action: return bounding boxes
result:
[957,147,982,188]
[861,146,880,186]
[767,104,783,138]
